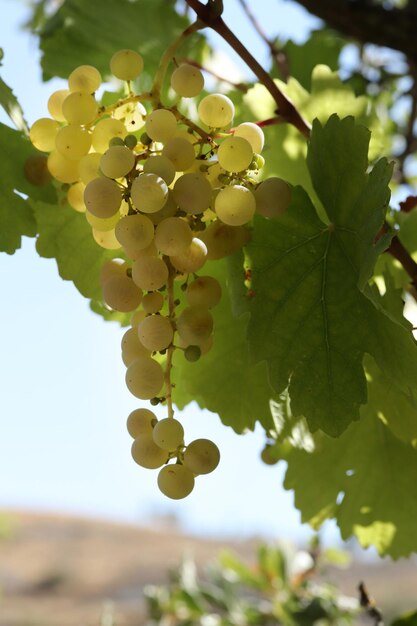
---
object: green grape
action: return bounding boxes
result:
[100,145,136,179]
[109,137,125,147]
[47,150,80,183]
[102,274,142,312]
[30,118,59,152]
[132,256,169,291]
[55,124,92,160]
[124,134,138,149]
[84,177,121,218]
[115,214,155,259]
[68,64,102,93]
[62,91,98,125]
[121,326,151,367]
[234,122,264,154]
[131,434,168,469]
[110,49,144,81]
[92,228,121,250]
[24,154,52,187]
[254,177,292,218]
[170,238,207,274]
[199,222,251,260]
[198,94,234,128]
[184,345,201,362]
[186,276,222,309]
[176,306,213,346]
[47,89,70,122]
[152,418,184,451]
[217,136,253,172]
[162,137,195,171]
[100,257,127,284]
[215,185,256,226]
[147,191,178,225]
[143,155,176,185]
[138,314,174,352]
[157,464,195,499]
[125,356,165,399]
[127,408,158,438]
[86,209,120,232]
[142,291,164,314]
[154,217,192,256]
[173,172,212,214]
[183,438,220,475]
[170,63,204,97]
[260,444,278,466]
[67,182,86,212]
[145,109,177,143]
[79,152,102,185]
[130,173,168,214]
[92,118,127,153]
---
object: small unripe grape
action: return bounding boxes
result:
[184,345,201,362]
[125,356,165,399]
[84,177,121,218]
[145,109,177,143]
[130,173,168,214]
[127,408,157,438]
[55,124,92,160]
[47,150,80,184]
[215,185,256,226]
[30,118,59,152]
[48,89,70,122]
[138,314,173,352]
[176,306,213,346]
[183,439,220,475]
[102,274,142,312]
[131,434,168,469]
[254,177,292,218]
[173,172,212,214]
[100,145,135,179]
[124,134,138,149]
[234,122,264,154]
[217,136,253,172]
[142,291,164,314]
[143,155,176,185]
[121,326,151,366]
[132,256,169,291]
[68,64,102,93]
[67,182,86,212]
[260,444,278,466]
[158,464,195,499]
[115,214,155,259]
[62,91,98,125]
[92,118,127,153]
[170,238,207,274]
[162,137,195,171]
[171,63,204,97]
[154,217,192,256]
[186,276,222,309]
[110,49,144,80]
[152,418,184,451]
[198,94,234,128]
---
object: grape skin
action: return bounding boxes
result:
[152,418,184,451]
[157,464,195,499]
[131,434,168,469]
[183,438,220,475]
[127,408,157,438]
[110,49,144,81]
[125,356,165,400]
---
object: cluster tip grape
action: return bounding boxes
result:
[29,46,291,499]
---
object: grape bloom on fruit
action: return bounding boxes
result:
[29,39,292,501]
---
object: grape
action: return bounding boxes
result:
[152,418,184,451]
[217,136,253,172]
[131,434,168,469]
[184,345,201,362]
[132,256,169,291]
[215,185,256,226]
[143,155,176,185]
[154,217,192,256]
[121,326,151,366]
[30,118,59,152]
[186,276,222,309]
[130,309,147,328]
[183,439,220,475]
[176,306,213,346]
[171,63,204,97]
[115,214,155,259]
[142,291,164,314]
[170,238,207,274]
[84,177,122,218]
[124,134,137,149]
[138,314,173,352]
[162,137,195,171]
[204,161,225,187]
[147,191,178,225]
[127,408,157,438]
[260,444,278,465]
[157,464,195,499]
[199,221,250,259]
[47,89,70,122]
[173,172,212,214]
[100,258,127,284]
[55,125,92,161]
[110,49,144,81]
[92,118,127,153]
[254,177,292,218]
[67,182,86,212]
[234,122,264,154]
[79,152,102,185]
[86,210,120,232]
[130,173,168,214]
[47,150,80,184]
[92,228,121,250]
[24,155,51,187]
[102,274,142,312]
[62,91,98,125]
[68,64,102,93]
[100,145,135,179]
[198,94,234,128]
[145,109,177,143]
[125,356,165,399]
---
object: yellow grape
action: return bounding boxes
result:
[62,91,98,125]
[157,464,195,499]
[217,136,253,172]
[115,214,155,259]
[145,109,177,143]
[55,124,92,160]
[152,418,184,451]
[170,238,207,274]
[84,177,121,218]
[173,172,212,214]
[125,356,165,399]
[162,137,195,171]
[102,274,142,312]
[67,182,86,212]
[86,210,120,232]
[47,150,80,183]
[154,217,192,256]
[30,118,59,152]
[132,256,169,291]
[68,64,102,93]
[199,222,250,260]
[92,117,127,152]
[130,173,168,214]
[100,145,135,179]
[215,185,256,226]
[176,306,213,346]
[143,155,176,185]
[170,63,204,97]
[79,152,102,185]
[131,434,168,469]
[138,314,173,352]
[234,122,264,154]
[183,439,220,475]
[92,228,121,250]
[127,408,158,438]
[198,94,234,128]
[121,327,150,367]
[186,276,222,309]
[142,291,164,314]
[110,49,144,81]
[254,177,292,218]
[47,89,70,122]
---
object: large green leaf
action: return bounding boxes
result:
[244,115,417,436]
[0,190,36,254]
[282,413,417,558]
[39,0,207,81]
[0,51,28,133]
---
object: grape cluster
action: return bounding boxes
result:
[30,48,291,499]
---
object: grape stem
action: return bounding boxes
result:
[165,261,176,419]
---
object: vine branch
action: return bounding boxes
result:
[358,582,384,626]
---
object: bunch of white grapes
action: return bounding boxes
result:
[30,48,291,499]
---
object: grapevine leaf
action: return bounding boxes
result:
[172,260,276,434]
[38,0,208,81]
[0,190,36,254]
[0,64,28,132]
[245,115,417,436]
[282,413,417,558]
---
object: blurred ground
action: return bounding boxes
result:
[0,510,415,626]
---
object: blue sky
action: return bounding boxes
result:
[0,0,348,545]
